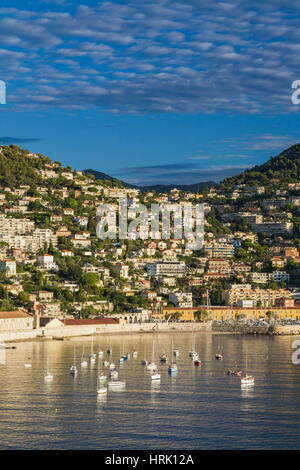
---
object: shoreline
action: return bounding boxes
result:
[2,320,300,344]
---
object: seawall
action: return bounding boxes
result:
[212,323,300,335]
[0,321,212,343]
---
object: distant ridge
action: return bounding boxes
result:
[84,169,216,192]
[84,169,138,188]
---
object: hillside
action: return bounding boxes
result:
[220,143,300,189]
[0,145,51,188]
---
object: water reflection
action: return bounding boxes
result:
[0,332,299,449]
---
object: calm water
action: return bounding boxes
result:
[0,331,299,450]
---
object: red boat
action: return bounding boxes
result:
[227,370,242,376]
[194,359,201,366]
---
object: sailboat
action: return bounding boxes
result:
[109,351,116,370]
[168,340,178,374]
[215,340,222,360]
[119,344,124,364]
[107,340,112,354]
[44,359,53,380]
[70,346,78,375]
[146,341,157,371]
[98,339,103,357]
[241,344,255,385]
[89,337,96,363]
[151,371,161,381]
[97,376,107,395]
[110,369,118,379]
[81,345,88,367]
[98,357,106,383]
[141,345,147,365]
[189,328,197,358]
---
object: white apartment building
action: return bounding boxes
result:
[37,254,58,271]
[147,261,186,277]
[112,264,129,278]
[0,260,16,277]
[169,291,193,308]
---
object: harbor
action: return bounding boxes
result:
[0,331,299,449]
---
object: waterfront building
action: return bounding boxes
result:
[0,311,33,331]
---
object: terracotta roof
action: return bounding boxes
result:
[0,310,31,319]
[63,318,119,326]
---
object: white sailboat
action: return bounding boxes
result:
[97,376,107,395]
[81,345,88,367]
[109,369,118,379]
[151,372,161,381]
[44,359,53,380]
[109,351,116,370]
[189,328,196,358]
[70,345,78,375]
[141,345,147,365]
[98,357,106,383]
[168,340,178,374]
[241,344,255,386]
[146,340,157,372]
[89,337,96,363]
[98,338,103,357]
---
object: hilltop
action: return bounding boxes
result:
[220,143,300,189]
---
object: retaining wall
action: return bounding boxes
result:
[0,321,212,343]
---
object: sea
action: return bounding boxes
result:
[0,331,299,450]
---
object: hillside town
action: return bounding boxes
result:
[1,144,300,334]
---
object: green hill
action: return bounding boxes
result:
[220,143,300,189]
[0,144,51,188]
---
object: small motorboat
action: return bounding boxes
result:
[25,363,32,368]
[141,359,147,365]
[227,370,242,376]
[103,360,109,368]
[132,350,138,358]
[81,359,88,368]
[173,349,179,356]
[194,359,201,367]
[44,372,53,380]
[215,354,223,360]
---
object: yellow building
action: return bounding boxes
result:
[161,305,300,321]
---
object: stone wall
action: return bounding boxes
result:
[212,323,300,335]
[0,321,212,343]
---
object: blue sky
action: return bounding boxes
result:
[1,0,300,185]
